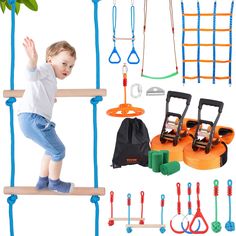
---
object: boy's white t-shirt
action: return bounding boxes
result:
[18,63,57,120]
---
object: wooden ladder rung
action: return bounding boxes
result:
[4,186,105,196]
[3,89,107,98]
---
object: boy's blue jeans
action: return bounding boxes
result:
[18,113,65,161]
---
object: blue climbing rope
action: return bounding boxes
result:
[108,2,121,64]
[197,0,201,83]
[91,1,102,236]
[228,0,234,86]
[127,1,140,64]
[181,0,186,84]
[212,1,217,84]
[6,1,17,236]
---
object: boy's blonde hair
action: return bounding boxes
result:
[46,41,76,62]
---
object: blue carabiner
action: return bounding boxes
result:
[109,46,121,64]
[127,47,140,64]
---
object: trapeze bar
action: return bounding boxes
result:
[3,89,107,98]
[4,186,106,196]
[183,76,230,80]
[126,224,165,228]
[183,28,231,32]
[183,59,230,63]
[113,37,135,41]
[183,43,231,47]
[109,217,145,221]
[183,13,232,17]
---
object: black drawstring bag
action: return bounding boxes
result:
[112,118,150,168]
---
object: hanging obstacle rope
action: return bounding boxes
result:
[170,183,188,234]
[108,191,145,226]
[189,182,209,234]
[211,180,221,233]
[108,0,140,64]
[126,193,166,231]
[141,0,178,79]
[107,63,144,117]
[181,0,234,85]
[181,182,201,234]
[151,91,193,162]
[225,180,235,231]
[183,98,234,170]
[4,1,105,236]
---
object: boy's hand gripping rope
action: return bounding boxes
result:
[181,183,201,234]
[170,183,189,233]
[225,179,235,231]
[211,180,221,233]
[189,182,209,234]
[160,194,166,233]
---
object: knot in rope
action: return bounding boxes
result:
[160,226,166,234]
[225,221,235,231]
[90,96,103,105]
[7,194,18,205]
[211,221,222,233]
[90,195,100,204]
[7,0,16,5]
[6,97,16,106]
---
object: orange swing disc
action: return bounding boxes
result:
[107,63,144,117]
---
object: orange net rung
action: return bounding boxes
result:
[183,76,230,80]
[183,13,232,16]
[183,28,231,32]
[183,59,231,63]
[183,43,231,47]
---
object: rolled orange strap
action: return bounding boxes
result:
[183,126,234,170]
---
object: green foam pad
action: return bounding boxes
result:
[152,152,163,173]
[160,161,180,176]
[148,150,157,168]
[159,150,169,164]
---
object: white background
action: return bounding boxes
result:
[0,0,235,235]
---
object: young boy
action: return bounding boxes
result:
[18,37,76,193]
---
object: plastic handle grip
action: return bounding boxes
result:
[166,91,192,105]
[198,98,224,113]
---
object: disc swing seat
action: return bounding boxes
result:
[151,91,194,162]
[107,63,144,117]
[3,1,106,236]
[183,98,234,170]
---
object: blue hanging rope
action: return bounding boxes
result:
[212,1,216,84]
[228,0,234,86]
[197,0,201,83]
[108,2,121,64]
[91,1,102,236]
[127,2,140,64]
[160,194,166,233]
[9,0,15,90]
[6,1,17,236]
[181,0,186,84]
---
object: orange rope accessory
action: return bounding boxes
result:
[107,63,144,117]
